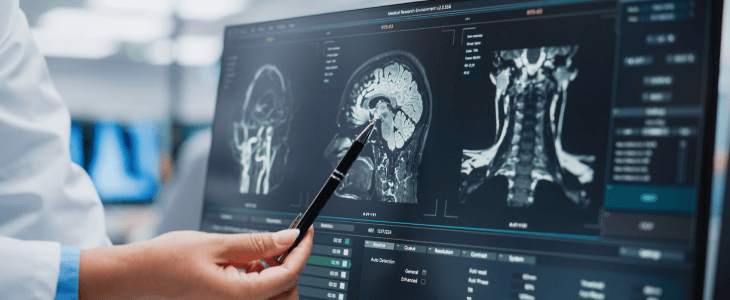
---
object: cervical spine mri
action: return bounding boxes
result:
[233,65,293,195]
[460,46,595,208]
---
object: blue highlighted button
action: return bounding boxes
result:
[604,185,696,212]
[640,193,658,203]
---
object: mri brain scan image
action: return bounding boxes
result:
[460,46,595,208]
[325,50,432,203]
[232,65,293,195]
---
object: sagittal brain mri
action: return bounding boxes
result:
[232,64,293,195]
[460,46,595,208]
[325,50,432,203]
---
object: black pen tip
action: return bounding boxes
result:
[356,121,376,144]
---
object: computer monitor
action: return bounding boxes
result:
[200,0,723,298]
[71,120,160,202]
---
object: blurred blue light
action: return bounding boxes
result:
[70,123,84,167]
[86,120,159,202]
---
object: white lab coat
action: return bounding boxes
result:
[0,0,111,299]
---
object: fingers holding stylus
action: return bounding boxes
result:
[220,229,301,269]
[244,226,312,299]
[265,226,313,268]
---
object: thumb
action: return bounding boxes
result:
[220,229,300,264]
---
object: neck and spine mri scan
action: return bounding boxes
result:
[232,65,293,195]
[325,50,432,203]
[460,46,595,208]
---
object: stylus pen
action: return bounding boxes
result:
[274,121,375,264]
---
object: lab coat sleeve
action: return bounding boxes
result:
[56,246,82,300]
[0,237,61,300]
[0,0,111,299]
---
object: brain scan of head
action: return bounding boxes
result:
[460,46,595,208]
[232,64,293,195]
[324,50,432,203]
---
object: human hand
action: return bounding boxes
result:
[79,227,314,300]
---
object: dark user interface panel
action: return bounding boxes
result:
[202,0,717,299]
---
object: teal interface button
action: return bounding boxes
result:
[640,193,658,203]
[604,185,696,212]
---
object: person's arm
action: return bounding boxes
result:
[1,1,314,299]
[79,227,314,300]
[0,237,61,300]
[0,0,109,299]
[56,246,82,300]
[0,0,110,249]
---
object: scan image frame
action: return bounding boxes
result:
[460,46,596,208]
[325,50,433,204]
[232,64,294,196]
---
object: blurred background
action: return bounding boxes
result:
[15,0,730,296]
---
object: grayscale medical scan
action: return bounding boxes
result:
[325,50,431,204]
[201,0,724,298]
[460,46,595,209]
[232,64,293,195]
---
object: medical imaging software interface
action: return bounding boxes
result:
[201,0,717,298]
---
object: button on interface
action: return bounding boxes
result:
[604,212,692,241]
[364,240,395,250]
[497,253,536,265]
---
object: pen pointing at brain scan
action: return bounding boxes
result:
[325,50,432,204]
[276,121,375,264]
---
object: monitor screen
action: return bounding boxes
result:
[201,0,722,298]
[71,120,160,202]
